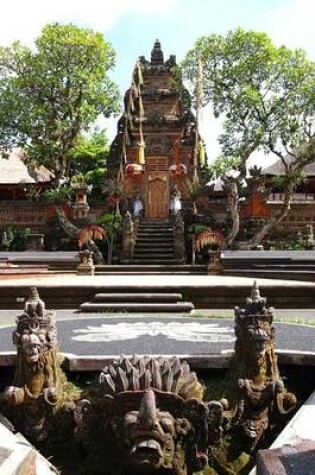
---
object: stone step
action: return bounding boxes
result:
[133,250,174,257]
[137,227,173,233]
[134,242,173,248]
[97,265,207,274]
[94,293,183,302]
[126,259,184,265]
[135,239,174,245]
[137,221,171,227]
[136,233,174,239]
[79,302,194,313]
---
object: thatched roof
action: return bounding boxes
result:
[262,151,315,176]
[0,149,53,185]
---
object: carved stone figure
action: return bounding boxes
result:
[3,288,61,441]
[74,355,223,475]
[82,239,104,265]
[122,211,134,260]
[56,207,104,264]
[226,281,296,452]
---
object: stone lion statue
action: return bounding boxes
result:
[74,355,223,475]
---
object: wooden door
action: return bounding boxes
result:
[145,157,169,220]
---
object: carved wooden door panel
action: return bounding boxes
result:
[145,157,169,220]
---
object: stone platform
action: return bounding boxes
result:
[0,314,314,371]
[0,274,315,309]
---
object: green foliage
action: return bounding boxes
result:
[2,226,31,251]
[69,129,109,177]
[0,23,120,178]
[97,212,122,236]
[210,156,242,178]
[181,28,315,246]
[182,27,315,170]
[188,223,208,235]
[42,185,74,204]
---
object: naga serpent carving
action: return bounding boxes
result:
[3,287,61,441]
[74,355,224,475]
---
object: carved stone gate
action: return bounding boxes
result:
[145,157,169,220]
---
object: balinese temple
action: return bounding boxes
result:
[108,40,206,221]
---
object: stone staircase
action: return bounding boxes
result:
[79,290,195,313]
[113,219,207,274]
[132,220,180,265]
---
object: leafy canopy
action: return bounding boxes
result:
[181,28,315,170]
[181,28,315,246]
[0,23,120,177]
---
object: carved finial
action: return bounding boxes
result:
[24,286,45,318]
[251,280,260,301]
[151,39,164,65]
[29,286,39,299]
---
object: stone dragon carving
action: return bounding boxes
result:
[74,355,223,475]
[56,207,104,264]
[226,281,297,452]
[3,287,61,441]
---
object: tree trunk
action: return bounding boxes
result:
[56,206,80,239]
[247,187,293,249]
[226,182,240,247]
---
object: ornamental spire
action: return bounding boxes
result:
[151,39,164,65]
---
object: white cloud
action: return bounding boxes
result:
[0,0,175,45]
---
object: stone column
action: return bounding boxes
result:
[174,212,184,261]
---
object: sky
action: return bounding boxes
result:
[0,0,314,164]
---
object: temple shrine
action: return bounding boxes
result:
[0,40,314,252]
[108,39,205,221]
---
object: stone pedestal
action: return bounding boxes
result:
[26,233,44,251]
[207,249,222,274]
[77,250,95,276]
[72,187,90,219]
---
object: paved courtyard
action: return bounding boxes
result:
[0,311,314,370]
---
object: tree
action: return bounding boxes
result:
[69,129,109,175]
[69,129,110,198]
[181,28,315,247]
[0,23,120,180]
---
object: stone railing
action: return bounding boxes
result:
[267,193,315,202]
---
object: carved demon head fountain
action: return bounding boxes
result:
[74,355,223,475]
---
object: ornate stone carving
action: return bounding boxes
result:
[122,211,134,260]
[145,134,172,155]
[75,355,223,475]
[3,288,61,441]
[151,39,164,65]
[226,281,297,452]
[174,213,184,261]
[77,249,95,275]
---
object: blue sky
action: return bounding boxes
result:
[1,0,314,162]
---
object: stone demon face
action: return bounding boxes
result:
[121,390,184,472]
[235,314,273,358]
[20,332,45,363]
[75,356,212,475]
